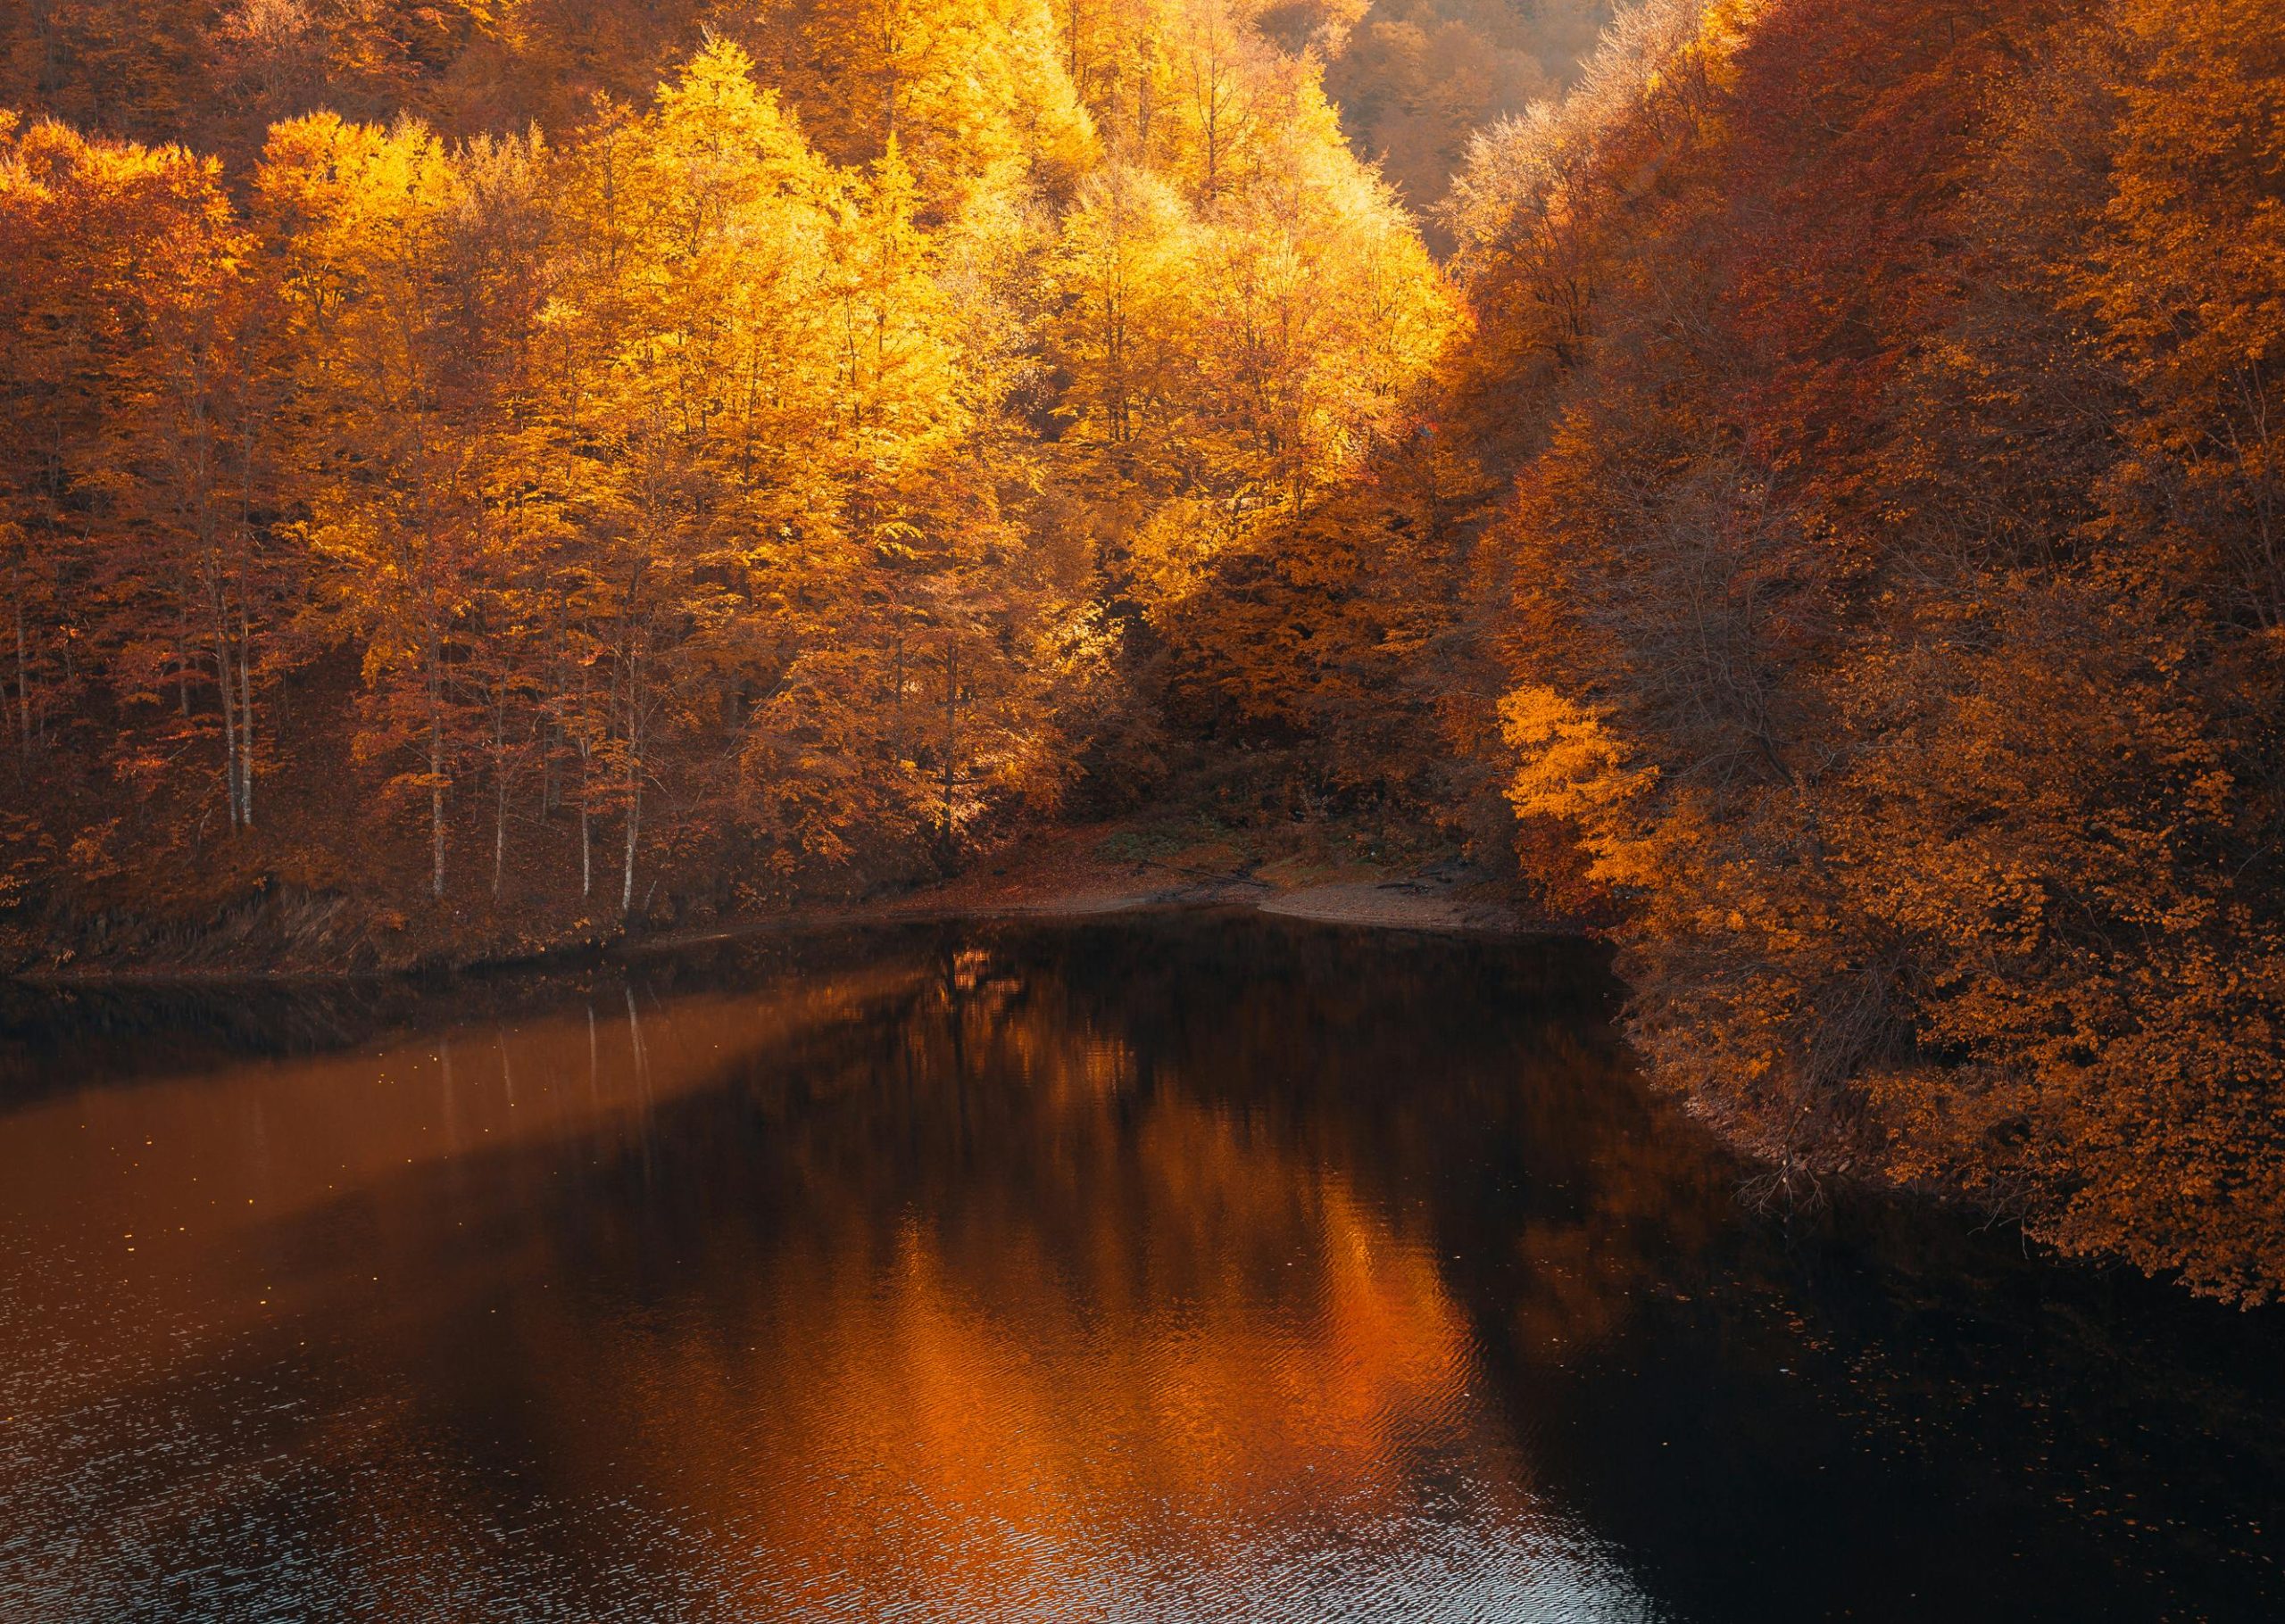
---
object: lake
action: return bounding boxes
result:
[1,913,2278,1621]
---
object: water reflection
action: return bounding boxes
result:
[0,916,2277,1621]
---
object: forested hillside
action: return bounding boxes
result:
[4,0,2282,1303]
[2,0,1456,959]
[1324,0,1608,243]
[1408,0,2285,1304]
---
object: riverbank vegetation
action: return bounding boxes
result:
[4,0,2281,1304]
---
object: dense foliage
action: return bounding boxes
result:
[1433,0,2285,1303]
[2,0,1453,931]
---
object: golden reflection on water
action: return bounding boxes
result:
[10,919,2269,1621]
[0,968,923,1342]
[0,928,1665,1621]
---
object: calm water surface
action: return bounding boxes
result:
[1,914,2279,1621]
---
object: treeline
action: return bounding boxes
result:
[1,2,1451,935]
[3,0,1611,231]
[1415,0,2285,1303]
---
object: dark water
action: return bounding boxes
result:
[2,914,2279,1622]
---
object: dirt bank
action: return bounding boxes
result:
[636,822,1547,957]
[7,815,1576,985]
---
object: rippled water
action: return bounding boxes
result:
[1,914,2279,1621]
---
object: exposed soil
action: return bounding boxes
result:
[1257,879,1525,933]
[636,819,1547,957]
[6,803,1580,985]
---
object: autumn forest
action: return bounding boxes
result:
[4,0,2282,1310]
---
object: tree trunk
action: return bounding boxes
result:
[940,638,959,849]
[237,608,255,827]
[577,656,594,897]
[212,620,240,833]
[620,734,640,916]
[430,696,446,899]
[891,625,907,766]
[494,761,510,900]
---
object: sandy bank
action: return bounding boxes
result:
[1257,881,1525,934]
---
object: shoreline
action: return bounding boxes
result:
[6,859,1574,990]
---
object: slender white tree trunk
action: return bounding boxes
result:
[620,736,640,916]
[212,617,240,833]
[491,692,510,900]
[940,638,960,848]
[430,692,446,899]
[577,661,594,897]
[237,608,255,827]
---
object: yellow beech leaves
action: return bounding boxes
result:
[1,9,1452,916]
